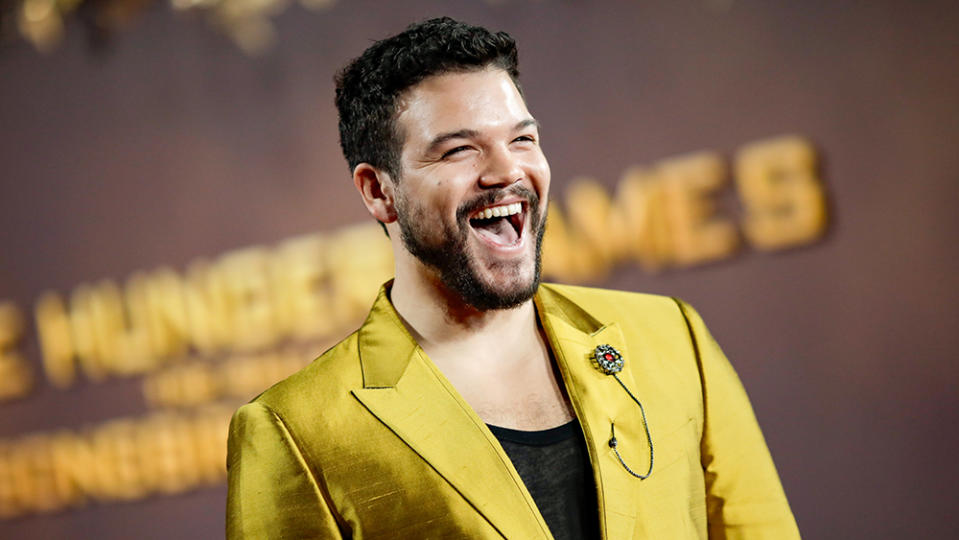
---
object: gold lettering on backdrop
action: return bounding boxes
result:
[0,302,33,401]
[656,152,739,265]
[33,225,393,388]
[615,167,673,271]
[544,136,827,281]
[218,247,279,351]
[271,234,337,340]
[35,292,79,387]
[324,225,399,319]
[735,136,828,249]
[127,269,191,362]
[182,259,234,354]
[563,180,625,277]
[49,432,100,508]
[141,344,317,409]
[541,167,682,281]
[0,406,231,518]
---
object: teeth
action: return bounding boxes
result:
[476,203,522,220]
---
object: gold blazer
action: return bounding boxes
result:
[227,283,800,539]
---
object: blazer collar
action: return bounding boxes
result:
[351,282,642,540]
[354,282,418,388]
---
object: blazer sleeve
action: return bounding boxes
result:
[226,401,344,539]
[675,299,801,540]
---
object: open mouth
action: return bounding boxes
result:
[468,202,525,247]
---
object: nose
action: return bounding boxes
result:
[477,144,524,189]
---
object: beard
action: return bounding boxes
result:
[395,185,545,311]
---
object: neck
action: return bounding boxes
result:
[389,257,541,368]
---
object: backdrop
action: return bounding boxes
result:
[1,0,957,538]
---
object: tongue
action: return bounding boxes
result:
[473,217,519,246]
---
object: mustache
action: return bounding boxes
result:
[456,185,540,222]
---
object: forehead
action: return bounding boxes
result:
[395,68,532,144]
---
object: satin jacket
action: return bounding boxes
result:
[226,283,800,539]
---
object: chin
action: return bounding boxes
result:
[461,258,540,311]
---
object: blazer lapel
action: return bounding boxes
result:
[350,286,551,539]
[535,285,649,540]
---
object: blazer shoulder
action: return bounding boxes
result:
[252,330,363,416]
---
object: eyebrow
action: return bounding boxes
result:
[425,118,540,154]
[426,129,479,154]
[515,118,540,131]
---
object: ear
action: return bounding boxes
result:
[353,163,398,223]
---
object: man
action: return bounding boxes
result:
[226,17,800,539]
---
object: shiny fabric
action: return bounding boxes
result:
[226,283,801,539]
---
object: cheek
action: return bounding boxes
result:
[431,174,475,216]
[529,154,551,193]
[404,191,462,234]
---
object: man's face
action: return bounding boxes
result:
[390,68,551,310]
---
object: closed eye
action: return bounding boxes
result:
[441,145,472,159]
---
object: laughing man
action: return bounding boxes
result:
[226,17,800,540]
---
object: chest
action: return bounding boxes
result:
[448,353,575,429]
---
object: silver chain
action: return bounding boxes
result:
[608,373,654,479]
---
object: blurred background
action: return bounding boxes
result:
[1,0,957,538]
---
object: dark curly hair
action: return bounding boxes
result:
[334,17,521,181]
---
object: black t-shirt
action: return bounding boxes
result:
[487,419,600,540]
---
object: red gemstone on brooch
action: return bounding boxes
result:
[593,344,624,375]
